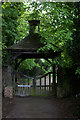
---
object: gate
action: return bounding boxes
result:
[13,72,53,96]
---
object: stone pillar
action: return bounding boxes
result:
[57,66,64,98]
[4,65,13,98]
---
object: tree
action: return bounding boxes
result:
[67,2,80,77]
[2,2,25,67]
[17,2,74,67]
[18,58,51,77]
[2,2,79,78]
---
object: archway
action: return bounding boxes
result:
[5,20,61,98]
[13,58,54,96]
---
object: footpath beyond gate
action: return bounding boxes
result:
[14,72,53,97]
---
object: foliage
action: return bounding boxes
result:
[66,2,80,77]
[17,2,75,68]
[18,59,39,71]
[2,2,25,67]
[2,2,80,79]
[18,59,51,77]
[75,67,80,77]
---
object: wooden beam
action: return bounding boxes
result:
[13,53,22,59]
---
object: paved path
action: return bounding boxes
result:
[5,96,76,118]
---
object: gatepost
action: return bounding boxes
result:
[57,66,64,98]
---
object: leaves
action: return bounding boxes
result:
[18,59,51,77]
[2,2,26,67]
[2,2,80,78]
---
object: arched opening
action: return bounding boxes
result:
[5,20,61,98]
[13,58,56,97]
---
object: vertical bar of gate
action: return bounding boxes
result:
[40,78,41,95]
[45,76,46,94]
[49,73,51,92]
[33,78,36,96]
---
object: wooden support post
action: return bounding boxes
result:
[57,66,63,87]
[53,65,56,84]
[15,69,18,92]
[33,78,36,96]
[57,66,64,98]
[15,60,18,84]
[52,64,56,96]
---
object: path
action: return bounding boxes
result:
[3,96,77,118]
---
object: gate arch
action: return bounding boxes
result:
[6,20,61,98]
